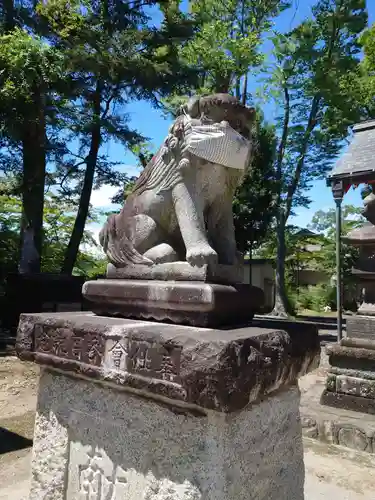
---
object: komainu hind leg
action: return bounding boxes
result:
[127,214,160,254]
[143,243,179,263]
[100,213,180,266]
[128,215,179,264]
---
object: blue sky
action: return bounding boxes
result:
[89,0,375,243]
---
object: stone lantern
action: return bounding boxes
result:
[343,192,375,316]
[323,120,375,414]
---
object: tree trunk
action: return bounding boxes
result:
[3,0,15,32]
[61,82,102,275]
[272,216,290,317]
[19,92,46,274]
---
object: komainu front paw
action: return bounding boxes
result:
[186,245,218,268]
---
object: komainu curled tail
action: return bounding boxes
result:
[99,214,153,267]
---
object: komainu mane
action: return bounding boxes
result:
[100,93,255,269]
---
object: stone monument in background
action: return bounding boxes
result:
[16,94,319,500]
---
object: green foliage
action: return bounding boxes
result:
[308,205,363,276]
[0,1,373,289]
[182,4,259,92]
[0,192,22,278]
[309,205,364,236]
[0,190,103,278]
[0,0,200,274]
[362,22,375,68]
[0,27,64,142]
[307,205,363,311]
[233,119,277,253]
[258,203,364,313]
[266,1,368,215]
[164,0,290,97]
[262,0,369,315]
[296,284,337,312]
[0,29,61,101]
[256,225,320,261]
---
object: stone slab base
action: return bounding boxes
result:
[107,261,243,285]
[30,370,304,500]
[321,341,375,414]
[16,312,319,411]
[347,315,375,339]
[82,279,264,327]
[321,389,375,415]
[300,361,375,455]
[301,396,375,454]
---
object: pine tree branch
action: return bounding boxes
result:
[58,160,86,191]
[101,87,119,121]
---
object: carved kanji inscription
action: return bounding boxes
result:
[69,444,128,500]
[105,339,129,371]
[34,325,104,366]
[128,340,181,383]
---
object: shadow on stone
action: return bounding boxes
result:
[0,427,33,455]
[34,371,306,500]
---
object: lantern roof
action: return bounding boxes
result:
[327,120,375,186]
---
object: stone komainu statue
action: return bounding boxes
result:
[100,94,255,270]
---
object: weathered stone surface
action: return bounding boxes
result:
[322,341,375,415]
[326,343,375,372]
[346,315,375,340]
[106,261,244,285]
[28,369,305,500]
[301,402,375,453]
[358,299,375,316]
[326,373,336,392]
[29,402,69,499]
[300,356,375,454]
[342,336,375,350]
[82,279,264,328]
[330,366,375,380]
[336,426,370,452]
[301,416,318,439]
[325,372,375,398]
[321,389,375,415]
[336,374,375,399]
[16,311,319,413]
[99,94,255,277]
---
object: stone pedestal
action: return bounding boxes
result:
[321,316,375,414]
[105,261,244,285]
[16,312,319,500]
[83,279,264,328]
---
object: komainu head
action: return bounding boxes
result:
[178,93,256,139]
